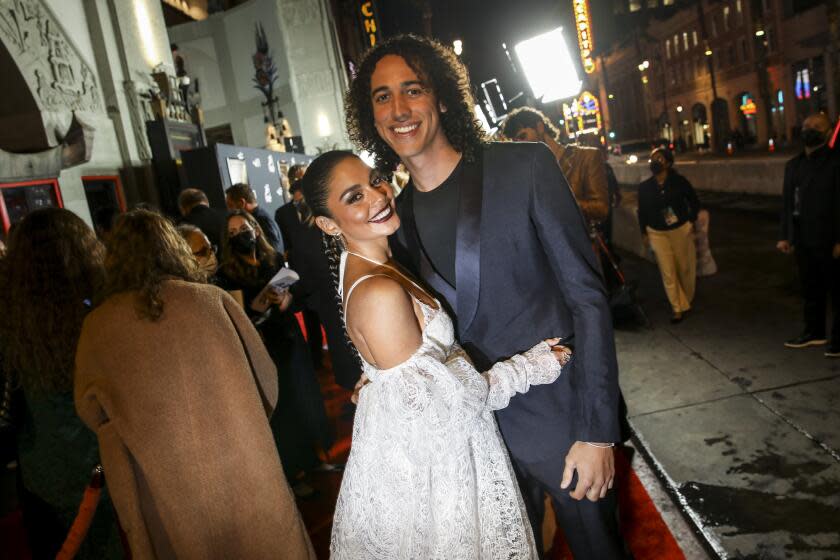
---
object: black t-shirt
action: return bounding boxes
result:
[413,159,464,287]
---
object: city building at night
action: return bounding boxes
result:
[598,0,836,151]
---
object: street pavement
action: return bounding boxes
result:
[615,193,840,559]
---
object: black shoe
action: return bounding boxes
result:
[825,343,840,358]
[670,312,684,324]
[784,333,827,348]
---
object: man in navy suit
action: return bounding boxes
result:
[345,35,627,558]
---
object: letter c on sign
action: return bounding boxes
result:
[361,1,373,17]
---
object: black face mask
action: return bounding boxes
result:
[230,230,257,255]
[650,160,665,175]
[801,128,827,148]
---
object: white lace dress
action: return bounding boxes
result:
[330,254,564,560]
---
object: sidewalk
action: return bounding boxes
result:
[614,202,840,558]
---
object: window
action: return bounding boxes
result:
[710,15,717,37]
[723,6,730,31]
[696,56,703,77]
[674,34,680,55]
[740,38,748,62]
[728,43,736,66]
[629,0,642,12]
[683,32,689,51]
[736,0,743,24]
[693,30,698,46]
[666,39,671,59]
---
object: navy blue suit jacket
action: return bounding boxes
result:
[390,142,621,464]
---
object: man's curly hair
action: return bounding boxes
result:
[345,34,486,171]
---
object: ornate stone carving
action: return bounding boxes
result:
[296,69,335,96]
[278,0,322,28]
[0,0,102,115]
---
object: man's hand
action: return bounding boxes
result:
[351,374,369,404]
[777,240,793,254]
[560,441,615,502]
[833,243,840,259]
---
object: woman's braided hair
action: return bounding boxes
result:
[299,150,364,369]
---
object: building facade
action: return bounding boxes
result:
[0,0,349,234]
[599,0,836,151]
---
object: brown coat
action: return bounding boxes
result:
[553,143,610,224]
[75,280,315,560]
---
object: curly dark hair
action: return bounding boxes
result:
[502,106,562,141]
[345,34,486,172]
[102,209,204,321]
[218,210,277,285]
[0,209,105,393]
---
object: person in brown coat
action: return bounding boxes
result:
[74,209,315,559]
[503,106,610,226]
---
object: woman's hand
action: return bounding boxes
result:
[259,288,293,312]
[544,338,572,366]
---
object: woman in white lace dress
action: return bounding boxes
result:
[301,151,571,559]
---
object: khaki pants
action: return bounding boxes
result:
[647,222,696,313]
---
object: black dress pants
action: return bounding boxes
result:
[514,453,630,559]
[795,246,840,341]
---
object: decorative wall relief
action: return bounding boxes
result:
[0,0,102,140]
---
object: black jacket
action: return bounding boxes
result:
[391,142,621,463]
[637,170,700,234]
[251,205,285,255]
[275,203,301,253]
[181,204,227,250]
[780,146,840,251]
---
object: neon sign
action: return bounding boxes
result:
[573,0,595,74]
[359,1,380,49]
[740,94,757,116]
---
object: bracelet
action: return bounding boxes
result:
[584,442,615,448]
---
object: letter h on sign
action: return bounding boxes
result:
[359,1,380,49]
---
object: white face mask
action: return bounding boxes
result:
[198,252,218,275]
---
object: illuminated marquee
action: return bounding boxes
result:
[359,1,381,49]
[573,0,595,74]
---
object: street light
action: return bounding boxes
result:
[754,29,765,37]
[677,105,683,112]
[453,39,463,56]
[608,93,615,99]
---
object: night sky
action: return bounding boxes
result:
[377,0,621,110]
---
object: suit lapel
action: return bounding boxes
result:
[455,150,484,337]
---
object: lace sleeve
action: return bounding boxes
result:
[483,341,563,411]
[374,355,486,464]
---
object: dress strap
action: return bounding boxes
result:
[344,274,390,309]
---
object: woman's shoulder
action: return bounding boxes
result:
[345,273,417,325]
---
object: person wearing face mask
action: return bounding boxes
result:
[177,223,219,280]
[225,183,286,256]
[637,146,701,323]
[217,210,333,498]
[778,112,840,356]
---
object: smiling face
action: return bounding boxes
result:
[313,156,400,247]
[370,55,450,164]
